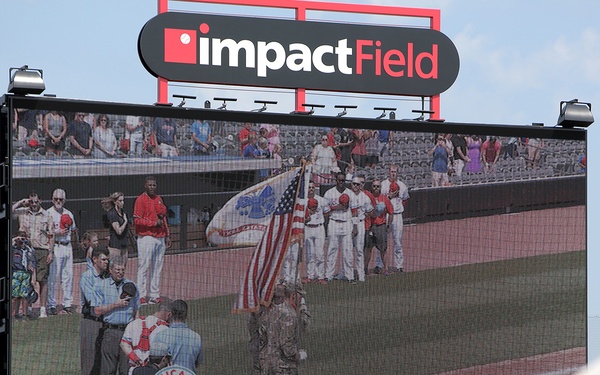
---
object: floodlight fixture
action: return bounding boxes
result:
[214,97,237,110]
[557,99,594,128]
[335,105,357,117]
[8,65,45,95]
[252,100,278,112]
[412,109,435,121]
[173,94,196,107]
[291,103,325,115]
[374,107,397,119]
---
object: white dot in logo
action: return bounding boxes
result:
[180,33,191,45]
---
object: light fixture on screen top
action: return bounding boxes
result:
[290,103,325,115]
[374,107,397,120]
[557,99,594,128]
[335,105,358,117]
[7,66,45,95]
[411,109,435,121]
[252,100,278,112]
[214,97,237,110]
[172,94,196,108]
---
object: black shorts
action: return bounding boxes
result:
[366,224,387,251]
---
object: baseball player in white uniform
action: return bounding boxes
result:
[303,182,329,284]
[324,173,354,282]
[349,176,374,282]
[380,164,410,273]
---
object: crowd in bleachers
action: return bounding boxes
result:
[12,109,585,189]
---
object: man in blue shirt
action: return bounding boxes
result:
[93,256,140,375]
[152,300,202,373]
[191,120,212,155]
[79,246,109,375]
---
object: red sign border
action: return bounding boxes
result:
[156,0,442,118]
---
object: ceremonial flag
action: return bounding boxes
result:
[234,165,308,312]
[206,167,301,247]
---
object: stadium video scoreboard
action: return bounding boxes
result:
[0,93,588,374]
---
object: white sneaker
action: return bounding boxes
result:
[39,307,47,318]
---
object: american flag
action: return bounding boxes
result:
[234,165,308,312]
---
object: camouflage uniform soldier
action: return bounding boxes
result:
[264,284,308,375]
[248,305,270,374]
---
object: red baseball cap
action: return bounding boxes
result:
[389,182,400,193]
[60,214,73,229]
[308,198,318,209]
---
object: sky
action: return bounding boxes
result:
[2,0,599,361]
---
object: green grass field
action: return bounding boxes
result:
[11,251,585,375]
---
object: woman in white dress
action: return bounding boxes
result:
[92,114,117,158]
[311,134,339,183]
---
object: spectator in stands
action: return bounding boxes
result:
[68,112,94,157]
[43,110,68,156]
[481,136,502,173]
[350,129,366,168]
[152,117,179,157]
[15,108,41,142]
[465,135,482,174]
[503,137,519,159]
[578,152,586,174]
[191,119,213,155]
[378,129,393,158]
[242,133,260,158]
[344,164,355,182]
[255,137,271,180]
[102,192,130,262]
[451,134,470,177]
[333,128,354,173]
[260,123,280,153]
[92,114,118,158]
[364,129,379,168]
[125,115,145,157]
[239,122,257,155]
[311,134,339,179]
[428,135,450,187]
[271,143,284,176]
[526,137,544,169]
[12,192,54,318]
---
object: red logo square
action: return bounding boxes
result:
[164,28,197,64]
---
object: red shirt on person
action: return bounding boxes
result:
[133,192,169,238]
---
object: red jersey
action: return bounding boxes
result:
[133,192,169,237]
[369,193,393,228]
